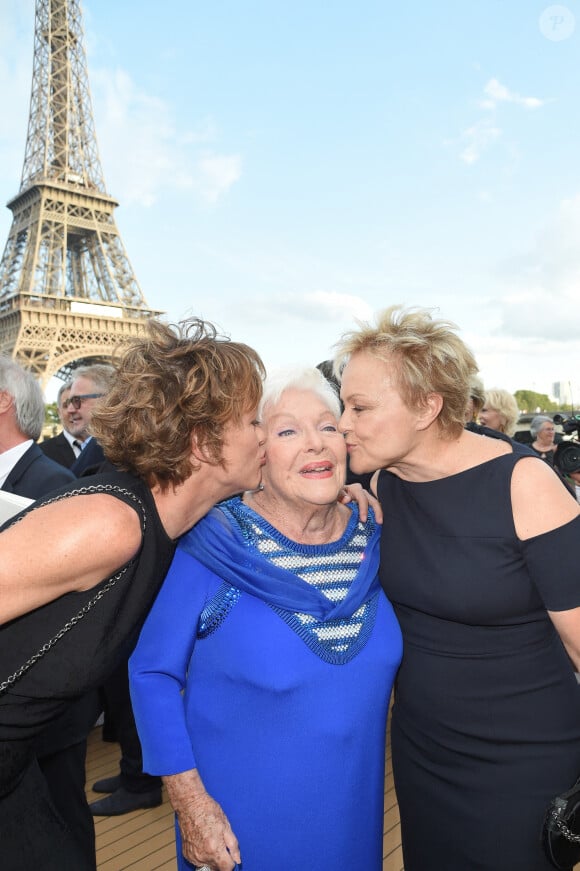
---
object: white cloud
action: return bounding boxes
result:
[197,154,242,204]
[454,77,545,166]
[481,78,545,110]
[229,290,373,326]
[90,66,241,208]
[492,193,580,341]
[459,119,502,164]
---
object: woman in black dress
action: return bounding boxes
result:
[335,305,580,871]
[530,414,559,465]
[0,317,268,871]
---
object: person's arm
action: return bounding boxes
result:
[512,457,579,541]
[0,494,141,624]
[340,481,383,523]
[512,457,580,668]
[163,769,241,871]
[547,609,580,671]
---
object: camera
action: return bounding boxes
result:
[555,442,580,475]
[551,416,580,475]
[553,414,580,435]
[553,415,580,475]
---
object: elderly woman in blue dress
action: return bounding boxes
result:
[129,367,402,871]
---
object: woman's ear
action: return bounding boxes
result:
[189,431,209,464]
[416,393,443,431]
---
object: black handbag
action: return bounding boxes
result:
[542,776,580,870]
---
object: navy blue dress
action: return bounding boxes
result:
[378,453,580,871]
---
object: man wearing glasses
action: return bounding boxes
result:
[39,381,78,468]
[65,363,116,476]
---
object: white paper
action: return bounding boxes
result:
[0,490,34,525]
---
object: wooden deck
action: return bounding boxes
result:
[87,727,580,871]
[86,724,403,870]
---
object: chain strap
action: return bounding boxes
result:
[7,483,147,524]
[0,483,147,696]
[550,809,580,845]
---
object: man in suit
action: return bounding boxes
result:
[66,363,116,476]
[0,357,75,499]
[38,380,81,469]
[0,358,96,860]
[60,365,164,816]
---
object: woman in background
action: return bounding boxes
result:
[464,373,485,425]
[479,386,520,436]
[530,414,559,465]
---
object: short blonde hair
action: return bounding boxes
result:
[467,374,486,420]
[334,305,478,438]
[90,317,265,490]
[483,388,519,436]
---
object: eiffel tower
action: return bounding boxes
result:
[0,0,163,386]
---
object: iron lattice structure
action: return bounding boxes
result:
[0,0,163,385]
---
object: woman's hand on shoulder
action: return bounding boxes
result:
[340,478,383,523]
[511,456,580,540]
[164,770,241,871]
[0,493,142,624]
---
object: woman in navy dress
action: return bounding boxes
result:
[129,367,402,871]
[336,305,580,871]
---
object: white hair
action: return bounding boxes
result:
[530,415,553,439]
[0,356,45,441]
[259,367,341,420]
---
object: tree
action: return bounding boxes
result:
[514,390,558,413]
[45,401,59,426]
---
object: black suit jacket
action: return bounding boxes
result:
[70,438,107,477]
[2,442,75,500]
[38,431,77,469]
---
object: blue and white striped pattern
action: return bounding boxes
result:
[220,500,379,664]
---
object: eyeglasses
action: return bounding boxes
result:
[64,393,104,410]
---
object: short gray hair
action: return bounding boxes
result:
[530,415,554,439]
[57,380,72,405]
[260,367,341,421]
[0,356,45,441]
[70,363,116,394]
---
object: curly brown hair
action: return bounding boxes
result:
[334,305,479,439]
[90,317,265,489]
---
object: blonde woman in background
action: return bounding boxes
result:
[464,374,485,424]
[479,387,519,436]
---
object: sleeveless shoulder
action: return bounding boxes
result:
[376,453,541,541]
[7,470,152,532]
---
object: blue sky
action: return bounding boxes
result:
[1,1,580,401]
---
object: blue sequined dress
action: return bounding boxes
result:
[130,499,402,871]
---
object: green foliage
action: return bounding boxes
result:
[45,401,60,425]
[514,390,559,413]
[515,390,579,415]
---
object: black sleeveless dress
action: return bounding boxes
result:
[0,471,176,871]
[378,453,580,871]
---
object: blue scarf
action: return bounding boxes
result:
[179,503,381,622]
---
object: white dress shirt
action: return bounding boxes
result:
[0,440,34,488]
